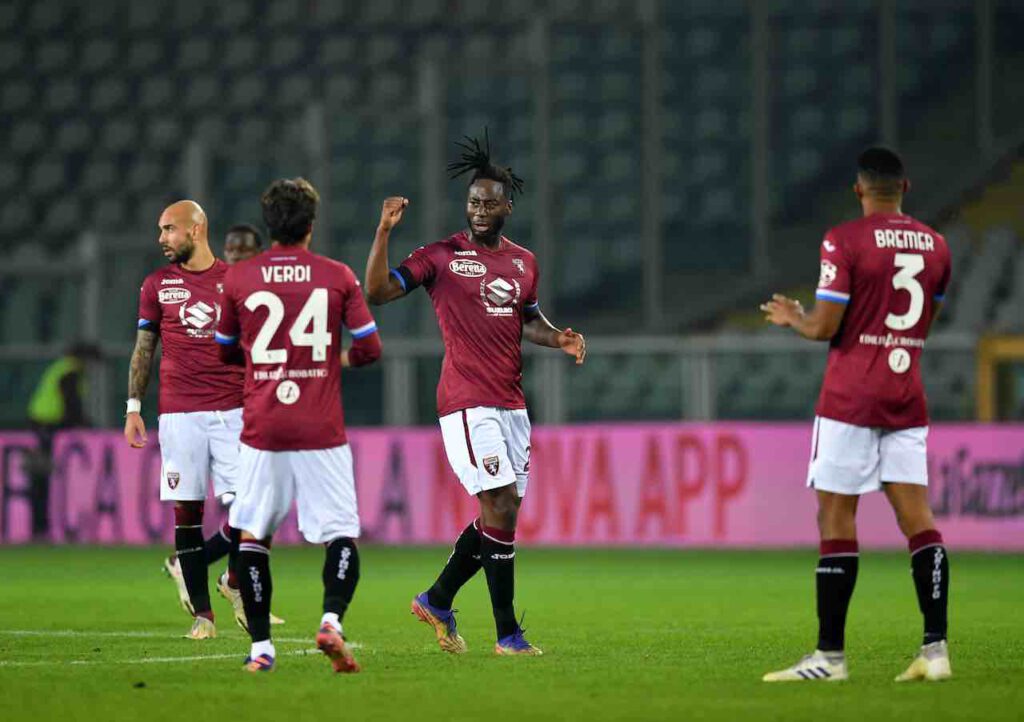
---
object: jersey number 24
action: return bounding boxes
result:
[244,289,331,363]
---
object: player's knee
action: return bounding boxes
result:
[816,506,855,540]
[897,509,936,539]
[173,500,204,526]
[239,530,272,545]
[481,487,519,529]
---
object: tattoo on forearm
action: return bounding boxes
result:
[128,330,157,400]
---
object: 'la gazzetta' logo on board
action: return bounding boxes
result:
[449,259,487,278]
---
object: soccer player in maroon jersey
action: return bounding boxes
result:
[125,200,249,639]
[365,134,586,656]
[760,148,953,682]
[216,178,381,673]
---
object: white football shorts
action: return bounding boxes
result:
[158,408,242,502]
[806,416,929,496]
[439,406,531,498]
[228,443,360,544]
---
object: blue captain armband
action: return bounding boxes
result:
[815,289,850,304]
[350,321,378,339]
[390,268,407,292]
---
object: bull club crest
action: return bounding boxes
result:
[166,471,180,490]
[216,282,224,294]
[483,455,500,476]
[513,258,525,276]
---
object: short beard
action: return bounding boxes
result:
[169,236,195,264]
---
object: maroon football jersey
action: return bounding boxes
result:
[138,260,244,415]
[395,231,539,417]
[814,213,951,429]
[216,247,378,451]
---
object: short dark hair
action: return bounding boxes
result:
[260,177,320,245]
[446,128,524,200]
[857,147,905,196]
[226,223,263,246]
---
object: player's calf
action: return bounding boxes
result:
[895,529,951,682]
[204,520,233,567]
[425,519,483,610]
[317,538,362,672]
[238,537,273,654]
[816,539,859,653]
[174,501,214,625]
[907,530,949,647]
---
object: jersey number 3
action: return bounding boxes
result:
[885,253,925,331]
[244,289,331,363]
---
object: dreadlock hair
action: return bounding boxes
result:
[446,128,525,200]
[857,147,906,199]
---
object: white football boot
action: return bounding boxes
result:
[895,640,952,682]
[763,650,848,682]
[162,555,194,616]
[186,615,216,640]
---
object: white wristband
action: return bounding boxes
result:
[126,399,142,415]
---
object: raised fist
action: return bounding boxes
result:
[379,197,409,231]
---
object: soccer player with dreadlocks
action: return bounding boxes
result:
[365,131,586,656]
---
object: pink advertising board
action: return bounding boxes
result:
[0,424,1021,549]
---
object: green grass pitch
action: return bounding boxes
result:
[1,546,1021,721]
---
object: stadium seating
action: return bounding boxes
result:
[4,0,1002,320]
[0,0,1021,426]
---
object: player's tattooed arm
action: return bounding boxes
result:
[128,328,158,400]
[760,294,846,341]
[125,328,157,448]
[523,312,586,365]
[366,196,410,305]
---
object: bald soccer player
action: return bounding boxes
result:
[125,201,284,638]
[224,224,264,265]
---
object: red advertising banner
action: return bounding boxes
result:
[1,424,1021,548]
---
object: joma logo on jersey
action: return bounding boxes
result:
[449,259,487,278]
[158,288,191,304]
[161,278,185,285]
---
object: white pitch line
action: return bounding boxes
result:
[0,630,324,645]
[0,649,318,668]
[2,630,174,638]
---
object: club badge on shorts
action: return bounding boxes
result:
[166,471,180,490]
[483,455,500,476]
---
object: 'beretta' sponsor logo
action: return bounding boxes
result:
[158,287,192,304]
[449,259,487,278]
